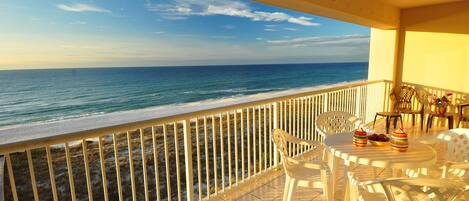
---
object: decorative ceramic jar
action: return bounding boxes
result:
[353,128,368,147]
[390,129,408,152]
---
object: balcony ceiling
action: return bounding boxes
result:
[382,0,463,8]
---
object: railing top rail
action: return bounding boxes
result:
[0,79,385,153]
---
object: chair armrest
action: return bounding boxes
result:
[445,161,469,169]
[459,102,469,108]
[283,133,323,148]
[299,160,330,170]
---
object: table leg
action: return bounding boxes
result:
[327,151,337,195]
[343,161,354,201]
[448,116,454,129]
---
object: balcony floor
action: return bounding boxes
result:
[208,119,453,201]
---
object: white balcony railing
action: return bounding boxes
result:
[0,80,394,201]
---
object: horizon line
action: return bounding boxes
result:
[0,61,369,71]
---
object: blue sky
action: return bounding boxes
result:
[0,0,370,69]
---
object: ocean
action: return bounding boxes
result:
[0,62,367,128]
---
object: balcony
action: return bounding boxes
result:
[0,80,466,201]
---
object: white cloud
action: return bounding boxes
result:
[56,3,111,13]
[146,0,319,26]
[265,24,276,28]
[267,35,369,47]
[211,35,236,39]
[222,25,236,29]
[256,37,263,40]
[154,31,165,34]
[264,28,276,32]
[284,28,298,31]
[70,21,87,25]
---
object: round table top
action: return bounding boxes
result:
[324,133,437,169]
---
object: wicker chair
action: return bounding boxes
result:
[272,129,333,201]
[348,172,468,201]
[458,102,469,128]
[373,86,427,133]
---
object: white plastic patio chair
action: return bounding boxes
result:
[407,128,469,181]
[272,129,333,201]
[347,172,468,201]
[315,111,363,140]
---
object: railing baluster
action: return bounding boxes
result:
[152,126,161,201]
[195,119,202,200]
[241,109,245,180]
[258,106,262,172]
[227,112,232,187]
[26,150,39,201]
[183,119,195,201]
[263,104,267,170]
[174,123,182,201]
[140,128,149,201]
[5,154,18,201]
[128,131,137,201]
[45,146,58,201]
[219,114,225,190]
[211,115,218,193]
[289,99,292,156]
[203,117,210,198]
[65,143,77,201]
[269,104,273,167]
[234,110,239,184]
[98,136,109,201]
[273,102,279,166]
[252,107,257,175]
[82,140,93,201]
[113,133,124,201]
[247,108,251,177]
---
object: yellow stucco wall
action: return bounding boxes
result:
[368,1,469,93]
[368,28,397,81]
[400,2,469,93]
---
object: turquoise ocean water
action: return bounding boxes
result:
[0,62,367,127]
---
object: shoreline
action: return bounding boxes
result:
[0,80,365,148]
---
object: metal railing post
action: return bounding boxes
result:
[272,102,279,166]
[183,119,195,201]
[0,155,4,201]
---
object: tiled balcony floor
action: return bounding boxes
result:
[209,119,456,201]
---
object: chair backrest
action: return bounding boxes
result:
[391,85,418,112]
[272,129,308,173]
[374,178,466,201]
[315,111,362,139]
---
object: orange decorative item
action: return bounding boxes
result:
[353,128,368,147]
[390,129,408,152]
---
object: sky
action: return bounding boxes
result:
[0,0,370,70]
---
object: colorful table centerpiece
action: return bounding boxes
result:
[353,128,368,147]
[390,129,408,152]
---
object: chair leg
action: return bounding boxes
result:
[386,117,390,134]
[399,116,404,129]
[283,175,292,201]
[373,114,378,129]
[411,114,414,126]
[393,117,397,128]
[285,179,297,201]
[420,114,424,130]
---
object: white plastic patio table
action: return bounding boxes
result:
[324,132,437,201]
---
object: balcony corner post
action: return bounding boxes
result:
[272,102,279,166]
[182,119,195,201]
[0,155,4,201]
